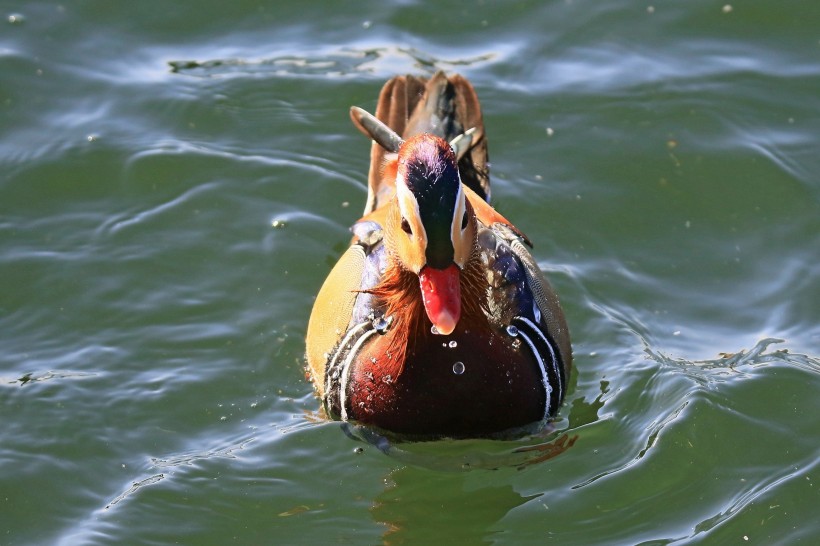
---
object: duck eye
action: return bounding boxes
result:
[401,217,412,235]
[461,211,469,230]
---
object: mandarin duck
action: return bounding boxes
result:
[306,72,571,438]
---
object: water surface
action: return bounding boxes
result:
[1,1,819,544]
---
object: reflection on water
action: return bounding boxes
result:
[373,467,537,545]
[345,423,581,472]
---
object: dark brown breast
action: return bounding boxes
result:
[341,321,550,438]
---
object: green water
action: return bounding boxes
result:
[1,1,818,544]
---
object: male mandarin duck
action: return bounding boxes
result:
[306,72,571,438]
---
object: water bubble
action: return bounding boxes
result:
[373,317,388,332]
[372,315,392,334]
[431,325,441,335]
[448,340,458,348]
[452,361,465,375]
[506,325,519,337]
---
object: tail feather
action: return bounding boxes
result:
[403,72,458,139]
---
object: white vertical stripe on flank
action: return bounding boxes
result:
[339,328,378,421]
[516,316,562,403]
[514,324,552,420]
[325,321,369,396]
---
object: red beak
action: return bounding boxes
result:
[418,264,461,335]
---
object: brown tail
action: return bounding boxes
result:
[362,72,491,214]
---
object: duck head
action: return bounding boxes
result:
[389,134,476,335]
[350,107,478,335]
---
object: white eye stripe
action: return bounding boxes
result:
[396,181,426,242]
[451,184,465,236]
[395,179,414,221]
[450,183,470,267]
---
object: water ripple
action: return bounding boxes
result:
[646,337,820,380]
[572,400,689,490]
[1,369,97,387]
[167,45,498,80]
[104,474,166,510]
